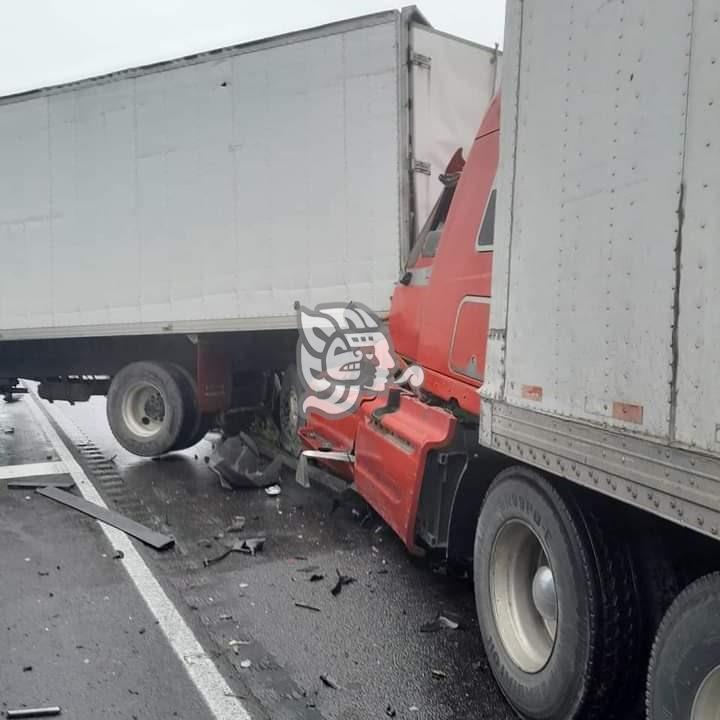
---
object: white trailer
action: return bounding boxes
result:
[0,7,499,455]
[477,1,720,718]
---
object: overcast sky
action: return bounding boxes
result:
[0,1,506,96]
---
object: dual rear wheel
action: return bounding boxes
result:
[107,361,212,456]
[475,468,720,720]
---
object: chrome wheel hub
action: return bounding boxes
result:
[490,520,558,673]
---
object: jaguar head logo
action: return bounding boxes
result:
[296,302,422,417]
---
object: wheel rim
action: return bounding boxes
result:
[490,520,558,673]
[692,665,720,720]
[121,382,166,438]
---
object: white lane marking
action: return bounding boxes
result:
[0,461,67,480]
[25,391,252,720]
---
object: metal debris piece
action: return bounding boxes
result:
[264,484,282,496]
[203,548,233,568]
[7,708,62,719]
[239,659,252,669]
[309,574,325,582]
[294,602,321,613]
[36,487,174,551]
[431,669,447,679]
[331,569,356,597]
[385,706,397,717]
[319,674,338,689]
[8,476,75,490]
[420,613,461,633]
[233,536,265,555]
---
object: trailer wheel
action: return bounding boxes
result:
[279,365,304,456]
[107,361,186,457]
[647,572,720,720]
[474,467,640,720]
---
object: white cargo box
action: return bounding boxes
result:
[483,0,720,537]
[0,7,499,340]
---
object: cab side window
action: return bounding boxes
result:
[476,188,496,250]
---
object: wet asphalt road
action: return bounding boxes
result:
[1,393,515,720]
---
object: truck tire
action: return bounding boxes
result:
[163,363,215,451]
[107,361,187,457]
[279,365,304,457]
[473,467,640,720]
[647,572,720,720]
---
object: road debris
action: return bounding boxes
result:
[225,517,246,533]
[385,705,397,717]
[331,569,356,597]
[36,487,174,551]
[22,665,32,672]
[264,484,282,496]
[294,602,321,613]
[320,674,338,689]
[431,669,447,680]
[3,427,15,434]
[7,708,62,719]
[420,613,461,632]
[234,536,265,555]
[8,476,75,490]
[239,659,252,669]
[308,574,325,582]
[209,433,284,489]
[203,535,266,566]
[112,550,124,560]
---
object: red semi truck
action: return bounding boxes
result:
[299,2,720,719]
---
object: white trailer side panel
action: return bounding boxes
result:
[409,26,500,234]
[675,0,720,454]
[485,0,694,441]
[0,16,403,338]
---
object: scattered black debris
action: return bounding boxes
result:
[203,548,233,568]
[309,574,325,582]
[7,708,62,719]
[38,571,49,577]
[385,705,397,717]
[22,665,32,672]
[376,568,389,575]
[320,674,338,689]
[431,669,447,680]
[331,569,356,597]
[112,550,125,560]
[36,487,174,551]
[294,602,321,613]
[138,627,146,635]
[420,613,461,633]
[3,427,15,434]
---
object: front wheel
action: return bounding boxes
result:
[647,572,720,720]
[474,467,641,720]
[279,365,304,457]
[107,361,187,457]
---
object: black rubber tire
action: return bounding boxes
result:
[279,364,304,457]
[473,467,641,720]
[165,364,202,452]
[107,361,186,457]
[646,572,720,719]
